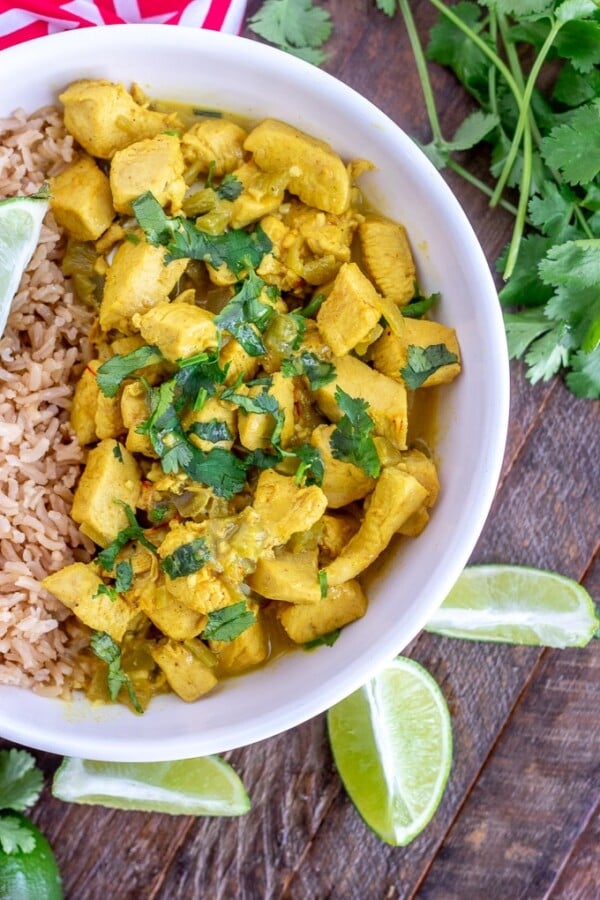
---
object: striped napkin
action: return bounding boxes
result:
[0,1,246,50]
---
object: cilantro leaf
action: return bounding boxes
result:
[89,631,143,714]
[96,503,156,570]
[215,271,276,356]
[202,600,256,642]
[375,0,397,15]
[426,2,492,107]
[330,387,381,478]
[291,443,324,486]
[445,110,500,152]
[503,309,553,360]
[115,559,134,592]
[132,191,272,275]
[248,0,333,65]
[554,19,600,74]
[553,61,600,107]
[93,582,119,602]
[401,291,439,319]
[0,749,43,813]
[281,351,336,390]
[0,816,37,855]
[524,325,574,384]
[183,446,248,499]
[540,100,600,186]
[96,345,163,398]
[566,345,600,398]
[188,419,233,444]
[304,628,340,649]
[400,344,458,389]
[318,568,328,599]
[497,235,555,306]
[216,174,243,201]
[160,538,211,579]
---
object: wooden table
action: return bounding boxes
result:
[2,3,599,897]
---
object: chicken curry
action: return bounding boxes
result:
[42,79,461,711]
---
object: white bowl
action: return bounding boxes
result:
[0,25,509,761]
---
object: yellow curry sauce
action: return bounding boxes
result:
[41,79,461,711]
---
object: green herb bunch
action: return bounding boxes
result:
[382,0,600,397]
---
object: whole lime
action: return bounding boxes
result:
[0,814,62,900]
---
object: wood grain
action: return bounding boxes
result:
[1,4,599,899]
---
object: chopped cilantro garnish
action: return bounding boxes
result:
[400,343,458,390]
[96,345,162,398]
[115,559,134,592]
[95,502,157,570]
[202,600,256,642]
[318,568,328,599]
[291,443,324,486]
[329,387,381,478]
[89,631,143,714]
[281,351,336,390]
[215,270,277,356]
[132,191,272,274]
[160,538,211,579]
[188,419,232,444]
[304,629,340,650]
[401,292,439,319]
[183,446,248,499]
[216,173,243,201]
[112,443,124,464]
[93,582,118,602]
[299,292,326,317]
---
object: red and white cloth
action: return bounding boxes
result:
[0,1,245,51]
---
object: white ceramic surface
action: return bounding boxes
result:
[0,25,509,761]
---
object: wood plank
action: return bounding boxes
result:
[548,803,600,900]
[415,560,600,900]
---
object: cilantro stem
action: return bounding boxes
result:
[398,0,444,149]
[447,160,519,218]
[491,19,561,210]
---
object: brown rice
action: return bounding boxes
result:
[0,105,94,696]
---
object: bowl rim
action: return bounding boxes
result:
[0,24,510,761]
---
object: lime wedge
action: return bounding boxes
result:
[0,193,49,337]
[51,755,250,817]
[426,564,599,647]
[327,657,452,846]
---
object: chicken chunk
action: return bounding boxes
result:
[315,354,408,449]
[229,161,288,229]
[219,337,261,385]
[181,118,248,176]
[43,563,138,642]
[316,263,382,356]
[59,79,180,159]
[137,302,218,362]
[135,579,207,641]
[358,215,417,306]
[110,133,186,215]
[71,439,141,547]
[277,580,367,643]
[370,319,461,388]
[150,639,217,702]
[245,119,351,215]
[310,424,375,508]
[99,239,188,334]
[253,470,328,546]
[50,156,114,241]
[248,548,322,604]
[324,467,428,585]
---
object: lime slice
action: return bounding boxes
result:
[0,194,49,337]
[0,813,63,900]
[327,656,452,846]
[425,564,599,647]
[51,755,250,817]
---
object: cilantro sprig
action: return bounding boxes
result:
[329,387,381,478]
[248,0,333,65]
[89,631,143,714]
[0,750,45,855]
[378,0,600,397]
[202,600,257,641]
